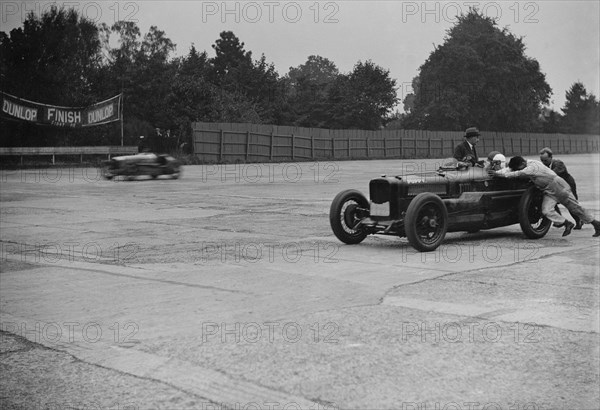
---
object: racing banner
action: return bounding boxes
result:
[1,92,122,127]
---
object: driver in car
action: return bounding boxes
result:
[486,152,509,173]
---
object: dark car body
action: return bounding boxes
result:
[330,166,551,252]
[101,153,181,180]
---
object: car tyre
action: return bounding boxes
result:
[518,186,552,239]
[100,162,114,180]
[101,168,114,180]
[329,189,369,244]
[405,193,448,252]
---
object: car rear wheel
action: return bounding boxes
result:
[518,187,551,239]
[100,169,114,180]
[100,161,115,180]
[405,193,448,252]
[329,189,369,244]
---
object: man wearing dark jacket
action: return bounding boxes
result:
[539,147,581,229]
[454,127,483,166]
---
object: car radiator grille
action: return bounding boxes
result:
[459,183,473,193]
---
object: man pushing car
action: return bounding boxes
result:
[490,155,600,237]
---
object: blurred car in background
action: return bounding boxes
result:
[100,152,181,180]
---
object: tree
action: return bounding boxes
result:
[402,9,551,132]
[141,26,175,62]
[210,30,252,82]
[326,60,398,130]
[561,82,600,134]
[283,55,339,127]
[0,6,104,145]
[539,107,562,133]
[105,21,141,65]
[0,6,101,104]
[209,31,283,123]
[134,25,177,132]
[167,45,215,124]
[79,19,179,149]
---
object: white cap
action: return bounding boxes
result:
[493,153,506,168]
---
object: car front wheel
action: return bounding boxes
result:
[405,193,448,252]
[518,187,552,239]
[329,189,370,244]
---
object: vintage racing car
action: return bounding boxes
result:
[329,165,551,252]
[100,152,182,180]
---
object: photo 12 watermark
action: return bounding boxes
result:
[197,241,339,264]
[398,241,542,265]
[42,402,139,410]
[399,80,536,106]
[200,1,340,24]
[1,1,140,25]
[201,321,340,344]
[1,321,140,345]
[198,162,340,184]
[400,1,540,24]
[1,241,140,264]
[1,166,129,184]
[398,402,547,410]
[199,403,337,410]
[397,321,541,344]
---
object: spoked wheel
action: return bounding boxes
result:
[329,189,370,244]
[405,193,448,252]
[519,187,552,238]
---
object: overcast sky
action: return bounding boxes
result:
[2,1,599,112]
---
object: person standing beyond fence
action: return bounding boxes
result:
[137,136,147,153]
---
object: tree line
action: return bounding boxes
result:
[0,7,597,151]
[394,12,599,135]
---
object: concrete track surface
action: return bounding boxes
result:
[1,155,599,410]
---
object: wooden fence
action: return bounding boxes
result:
[0,146,139,165]
[192,122,600,163]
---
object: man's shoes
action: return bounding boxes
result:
[592,220,600,237]
[562,220,574,237]
[574,219,583,230]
